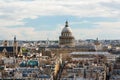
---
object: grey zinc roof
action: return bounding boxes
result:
[70,52,110,55]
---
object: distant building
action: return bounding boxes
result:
[3,40,8,46]
[0,36,22,57]
[59,21,75,47]
[94,38,103,51]
[110,56,120,80]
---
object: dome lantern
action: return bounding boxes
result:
[65,21,68,27]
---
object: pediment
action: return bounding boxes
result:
[2,48,7,53]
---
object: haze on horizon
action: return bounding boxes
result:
[0,0,120,40]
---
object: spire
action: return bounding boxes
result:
[97,37,98,40]
[95,37,100,45]
[96,37,98,42]
[14,35,16,42]
[65,21,69,27]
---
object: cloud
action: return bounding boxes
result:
[0,0,120,26]
[71,21,120,40]
[0,21,120,40]
[0,0,120,20]
[0,26,62,40]
[0,0,120,40]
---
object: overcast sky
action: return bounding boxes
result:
[0,0,120,40]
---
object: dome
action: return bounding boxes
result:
[59,21,75,47]
[61,21,72,33]
[62,27,72,33]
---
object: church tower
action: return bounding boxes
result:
[94,38,102,51]
[59,21,75,47]
[13,36,18,55]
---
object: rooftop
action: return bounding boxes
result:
[70,52,110,55]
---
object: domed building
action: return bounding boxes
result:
[59,21,75,47]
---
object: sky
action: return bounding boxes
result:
[0,0,120,40]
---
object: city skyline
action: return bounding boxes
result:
[0,0,120,40]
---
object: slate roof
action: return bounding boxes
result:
[0,46,21,53]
